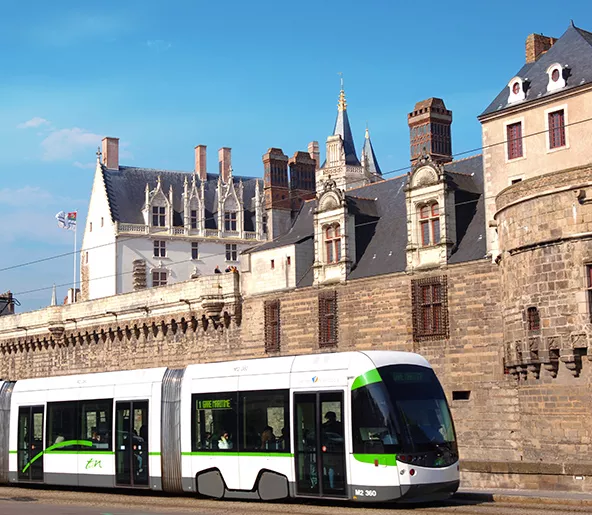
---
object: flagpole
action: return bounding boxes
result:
[73,216,77,302]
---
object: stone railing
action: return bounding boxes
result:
[118,223,148,234]
[117,224,260,241]
[0,273,241,344]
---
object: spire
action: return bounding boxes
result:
[332,80,360,166]
[50,284,57,306]
[361,127,382,176]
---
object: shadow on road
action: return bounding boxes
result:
[0,484,493,510]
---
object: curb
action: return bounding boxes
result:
[455,491,592,506]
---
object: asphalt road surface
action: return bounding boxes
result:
[1,486,592,515]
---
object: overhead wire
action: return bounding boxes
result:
[4,113,588,288]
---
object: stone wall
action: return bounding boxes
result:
[2,255,592,491]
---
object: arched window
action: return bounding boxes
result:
[419,203,440,247]
[325,224,342,264]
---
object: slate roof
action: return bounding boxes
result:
[361,129,382,176]
[332,107,361,166]
[102,166,260,232]
[481,23,592,117]
[245,155,486,284]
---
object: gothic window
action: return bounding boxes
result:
[225,244,237,262]
[152,206,166,227]
[527,307,540,331]
[152,270,167,287]
[411,276,449,341]
[264,300,280,352]
[154,240,166,258]
[324,224,342,264]
[224,211,237,231]
[548,110,566,149]
[191,242,199,260]
[318,291,338,348]
[419,203,440,246]
[507,122,523,159]
[587,265,592,323]
[262,215,268,235]
[190,209,198,229]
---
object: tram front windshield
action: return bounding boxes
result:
[352,364,457,464]
[380,365,456,451]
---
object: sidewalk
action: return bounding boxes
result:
[456,487,592,506]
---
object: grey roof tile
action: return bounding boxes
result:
[103,166,260,231]
[481,24,592,117]
[361,130,382,176]
[247,154,486,281]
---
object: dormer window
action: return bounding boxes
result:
[190,209,198,229]
[152,206,165,227]
[325,224,342,264]
[419,203,440,247]
[507,76,526,104]
[546,63,567,92]
[224,211,237,231]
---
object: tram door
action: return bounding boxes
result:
[17,405,44,481]
[294,391,346,497]
[115,401,149,486]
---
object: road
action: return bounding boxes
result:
[1,486,592,515]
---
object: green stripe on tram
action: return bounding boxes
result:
[148,452,161,456]
[353,453,397,467]
[181,451,293,458]
[22,440,93,473]
[351,368,382,390]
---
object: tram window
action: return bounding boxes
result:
[47,401,79,450]
[191,392,237,452]
[352,383,401,454]
[238,390,290,453]
[81,399,113,450]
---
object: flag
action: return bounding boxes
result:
[56,211,77,231]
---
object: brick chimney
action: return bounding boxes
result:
[408,98,452,165]
[194,145,207,181]
[102,137,119,170]
[0,291,14,316]
[218,147,232,183]
[308,140,320,170]
[526,33,557,63]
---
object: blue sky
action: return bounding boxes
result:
[1,0,590,312]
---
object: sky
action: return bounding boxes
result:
[1,0,591,313]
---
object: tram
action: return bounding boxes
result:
[0,351,459,503]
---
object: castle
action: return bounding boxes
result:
[1,23,592,492]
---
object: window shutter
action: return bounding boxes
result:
[411,275,449,342]
[264,300,280,352]
[318,290,338,348]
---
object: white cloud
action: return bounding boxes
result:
[0,209,74,244]
[73,161,97,170]
[41,127,102,161]
[0,186,82,208]
[17,117,49,129]
[147,39,172,52]
[119,141,134,160]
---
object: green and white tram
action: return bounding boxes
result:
[0,351,459,503]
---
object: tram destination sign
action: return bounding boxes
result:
[197,398,232,410]
[391,372,425,383]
